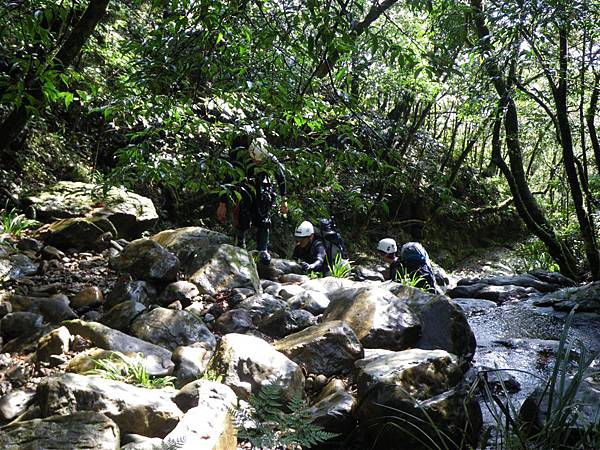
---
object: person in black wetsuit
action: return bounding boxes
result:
[292,220,329,275]
[377,238,438,293]
[216,133,287,265]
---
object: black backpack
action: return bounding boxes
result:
[400,242,429,271]
[316,217,346,265]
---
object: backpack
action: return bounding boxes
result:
[316,217,346,265]
[400,242,428,271]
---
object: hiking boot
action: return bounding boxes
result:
[259,251,271,265]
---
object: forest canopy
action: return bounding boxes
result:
[1,0,600,277]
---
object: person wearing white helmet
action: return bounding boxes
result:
[293,220,328,275]
[216,130,288,265]
[377,238,438,293]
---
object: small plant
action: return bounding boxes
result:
[0,208,39,236]
[233,381,338,449]
[328,253,352,278]
[307,270,321,280]
[200,368,224,383]
[151,437,186,450]
[89,352,176,389]
[513,239,560,273]
[395,269,426,290]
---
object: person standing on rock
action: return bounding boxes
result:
[292,220,328,276]
[377,238,439,293]
[216,131,288,265]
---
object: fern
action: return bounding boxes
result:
[233,381,338,449]
[151,437,186,450]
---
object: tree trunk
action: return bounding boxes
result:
[552,26,600,279]
[587,72,600,172]
[470,0,579,278]
[0,0,110,155]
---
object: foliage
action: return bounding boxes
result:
[151,437,186,450]
[0,208,40,236]
[200,368,223,383]
[89,352,176,389]
[327,253,353,278]
[512,239,561,273]
[233,381,337,449]
[475,309,600,449]
[394,269,427,291]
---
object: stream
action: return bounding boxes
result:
[450,246,600,441]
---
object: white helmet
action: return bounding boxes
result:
[377,238,397,254]
[295,221,314,237]
[249,137,269,161]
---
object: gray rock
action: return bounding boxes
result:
[355,349,481,449]
[278,284,305,300]
[110,239,179,282]
[165,381,237,450]
[25,181,158,238]
[534,281,600,312]
[206,333,304,402]
[404,290,476,364]
[105,278,157,309]
[309,380,356,433]
[237,293,287,322]
[0,389,36,421]
[101,301,147,331]
[322,286,421,351]
[520,372,600,434]
[279,273,309,283]
[0,253,38,281]
[257,309,318,339]
[452,298,498,315]
[0,411,120,450]
[37,373,181,437]
[354,266,385,282]
[151,226,230,266]
[62,320,174,376]
[286,289,331,315]
[214,308,255,334]
[274,320,363,376]
[37,217,117,251]
[187,244,261,296]
[41,245,65,260]
[300,277,357,297]
[130,307,215,352]
[17,237,44,252]
[36,326,71,365]
[0,312,44,341]
[257,258,303,281]
[172,345,213,389]
[160,281,199,307]
[8,294,77,323]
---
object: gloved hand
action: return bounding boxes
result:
[300,262,310,272]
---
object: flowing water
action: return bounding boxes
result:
[450,246,600,443]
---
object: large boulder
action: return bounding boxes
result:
[110,239,179,282]
[237,293,287,322]
[186,244,261,295]
[129,307,216,352]
[400,287,476,364]
[62,320,174,376]
[322,287,421,350]
[274,320,363,376]
[36,217,117,251]
[165,380,237,450]
[355,349,481,449]
[37,373,182,437]
[0,411,120,450]
[25,181,158,238]
[300,277,358,297]
[206,333,304,401]
[151,227,230,266]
